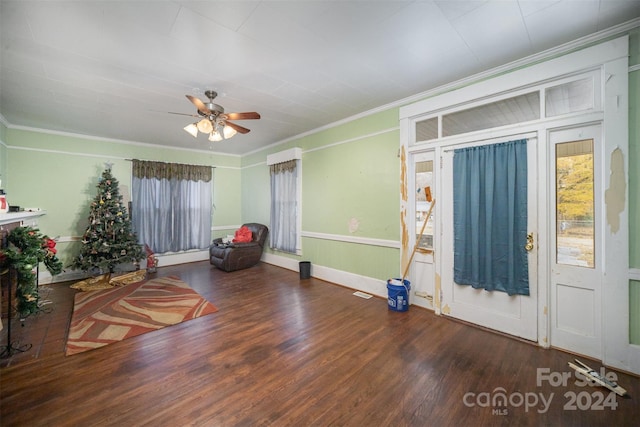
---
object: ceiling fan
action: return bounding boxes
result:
[171,90,260,142]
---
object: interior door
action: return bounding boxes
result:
[549,124,602,359]
[441,137,538,341]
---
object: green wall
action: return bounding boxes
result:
[4,129,241,266]
[241,108,402,281]
[0,121,7,187]
[212,166,242,238]
[240,162,270,228]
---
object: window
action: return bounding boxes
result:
[415,160,434,251]
[415,117,438,142]
[443,92,540,137]
[545,77,594,117]
[555,139,594,268]
[131,160,212,253]
[268,148,302,254]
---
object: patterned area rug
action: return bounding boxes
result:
[66,276,217,356]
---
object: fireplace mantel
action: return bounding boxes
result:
[0,211,46,227]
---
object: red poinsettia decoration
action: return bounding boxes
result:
[43,237,57,255]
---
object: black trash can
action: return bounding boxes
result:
[299,261,311,279]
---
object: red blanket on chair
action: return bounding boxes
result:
[233,226,253,243]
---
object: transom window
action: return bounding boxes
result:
[413,74,596,144]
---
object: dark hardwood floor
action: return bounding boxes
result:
[1,261,638,426]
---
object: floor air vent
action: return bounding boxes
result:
[353,291,373,299]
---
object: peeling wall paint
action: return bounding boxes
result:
[604,147,626,233]
[400,208,408,250]
[400,145,408,203]
[400,145,409,271]
[348,217,360,233]
[434,273,442,314]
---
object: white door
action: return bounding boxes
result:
[441,137,538,341]
[549,125,602,359]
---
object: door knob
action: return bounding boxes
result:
[525,232,534,252]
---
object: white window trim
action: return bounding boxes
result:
[267,147,302,165]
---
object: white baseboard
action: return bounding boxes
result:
[38,249,210,285]
[155,249,210,266]
[41,250,392,305]
[38,269,88,285]
[261,252,388,299]
[260,252,301,272]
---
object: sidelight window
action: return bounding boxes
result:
[415,160,434,251]
[555,139,595,268]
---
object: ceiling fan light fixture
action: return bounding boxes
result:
[180,90,260,142]
[222,124,237,139]
[183,123,198,138]
[197,118,213,134]
[209,131,223,142]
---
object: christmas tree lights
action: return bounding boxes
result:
[72,167,144,274]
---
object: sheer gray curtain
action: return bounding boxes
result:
[270,159,298,253]
[132,160,212,253]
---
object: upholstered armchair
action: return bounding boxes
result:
[209,223,268,272]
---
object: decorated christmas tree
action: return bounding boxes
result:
[72,166,144,274]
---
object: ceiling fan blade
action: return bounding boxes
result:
[168,111,200,118]
[225,112,260,121]
[224,120,250,134]
[186,95,212,115]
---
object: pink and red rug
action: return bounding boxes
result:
[66,276,217,355]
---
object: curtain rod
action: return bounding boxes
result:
[123,158,215,168]
[442,133,535,153]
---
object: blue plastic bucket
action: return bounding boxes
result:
[387,279,411,312]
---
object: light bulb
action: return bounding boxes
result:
[222,124,237,139]
[209,131,223,142]
[197,119,213,134]
[183,123,198,137]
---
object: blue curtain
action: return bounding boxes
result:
[453,139,529,296]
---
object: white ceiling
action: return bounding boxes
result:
[1,1,639,156]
